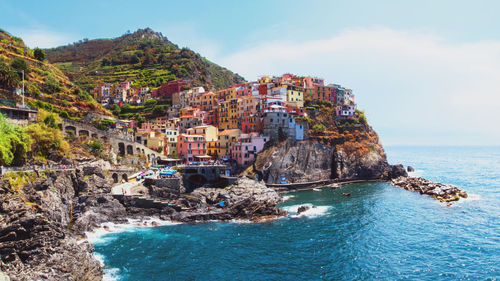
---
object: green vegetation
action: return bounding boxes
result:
[87,139,103,154]
[44,28,245,91]
[0,29,110,118]
[33,48,46,61]
[312,124,326,134]
[0,60,21,88]
[10,58,30,75]
[355,109,367,125]
[0,114,31,166]
[25,110,70,162]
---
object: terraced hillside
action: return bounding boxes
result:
[0,29,109,117]
[45,28,245,91]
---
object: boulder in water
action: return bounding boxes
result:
[407,166,415,172]
[297,205,310,215]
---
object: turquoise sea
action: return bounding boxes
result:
[93,146,500,280]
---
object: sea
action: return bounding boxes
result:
[91,146,499,280]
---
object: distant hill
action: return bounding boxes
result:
[0,28,109,117]
[45,28,246,91]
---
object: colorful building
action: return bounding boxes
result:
[217,129,241,159]
[232,133,269,165]
[177,134,206,162]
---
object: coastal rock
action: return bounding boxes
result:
[297,206,310,215]
[0,167,129,280]
[407,166,415,172]
[254,139,407,184]
[391,176,467,203]
[171,177,286,222]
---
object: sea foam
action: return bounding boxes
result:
[282,203,331,218]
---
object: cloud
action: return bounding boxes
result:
[10,29,79,48]
[217,28,500,145]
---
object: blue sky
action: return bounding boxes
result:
[1,0,499,145]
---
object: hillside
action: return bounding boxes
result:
[45,28,246,91]
[0,29,109,117]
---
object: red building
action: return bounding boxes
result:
[315,85,336,103]
[153,79,191,98]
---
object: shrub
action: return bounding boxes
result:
[43,74,61,94]
[10,58,30,74]
[0,114,31,166]
[312,124,326,134]
[87,139,103,154]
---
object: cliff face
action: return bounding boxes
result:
[0,169,125,280]
[254,125,406,184]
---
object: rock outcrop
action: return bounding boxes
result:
[0,169,125,280]
[169,177,286,222]
[254,137,406,184]
[391,176,468,202]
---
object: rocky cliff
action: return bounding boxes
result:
[254,124,406,184]
[0,169,125,280]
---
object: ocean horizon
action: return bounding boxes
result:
[92,146,500,280]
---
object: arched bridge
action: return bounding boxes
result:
[61,119,163,162]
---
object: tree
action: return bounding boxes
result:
[101,58,111,66]
[0,61,20,88]
[34,48,46,61]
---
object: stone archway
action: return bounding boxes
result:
[112,173,119,183]
[136,147,141,155]
[122,174,128,182]
[91,133,98,139]
[65,126,76,136]
[79,130,90,137]
[118,142,125,156]
[126,145,134,155]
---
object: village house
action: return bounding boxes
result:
[232,133,269,165]
[177,134,206,162]
[217,129,241,159]
[163,129,179,157]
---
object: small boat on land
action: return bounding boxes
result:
[312,188,321,192]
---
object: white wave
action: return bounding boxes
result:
[103,267,121,281]
[83,218,180,245]
[282,195,296,201]
[458,193,481,202]
[282,203,331,218]
[94,253,121,281]
[408,169,424,177]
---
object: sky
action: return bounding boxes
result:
[1,0,499,146]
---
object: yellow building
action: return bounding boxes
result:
[200,92,216,112]
[218,100,230,130]
[228,98,240,129]
[286,85,304,108]
[217,129,241,158]
[187,125,218,142]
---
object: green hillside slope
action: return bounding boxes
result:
[45,28,245,91]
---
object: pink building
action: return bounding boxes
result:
[232,133,269,166]
[177,134,207,162]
